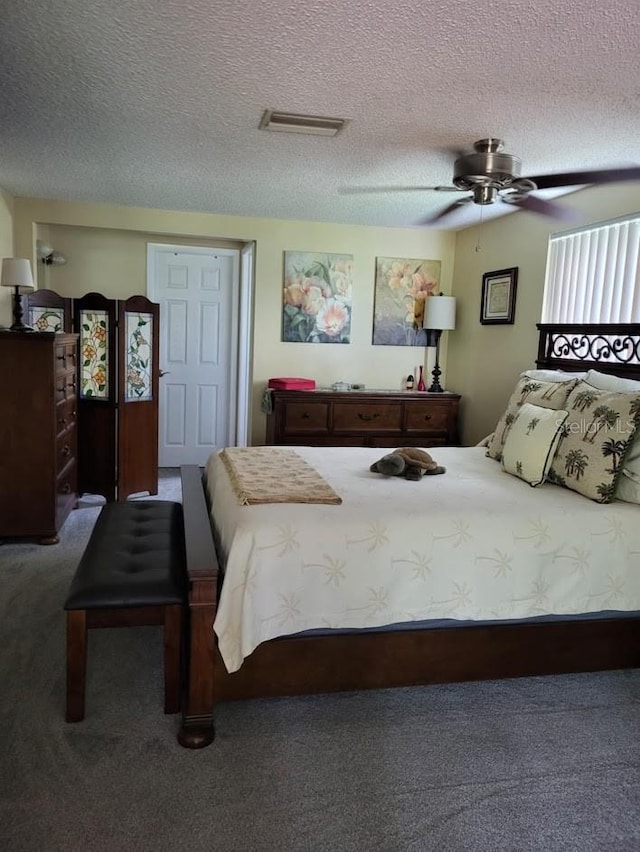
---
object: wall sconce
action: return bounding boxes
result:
[423,294,456,393]
[36,241,67,266]
[1,258,35,332]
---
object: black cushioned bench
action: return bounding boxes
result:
[64,500,187,723]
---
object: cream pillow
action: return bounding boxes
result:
[547,380,640,503]
[585,369,640,393]
[486,376,578,462]
[502,403,569,486]
[521,369,587,382]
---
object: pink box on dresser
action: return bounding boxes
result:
[268,377,316,390]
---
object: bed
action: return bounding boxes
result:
[177,323,640,748]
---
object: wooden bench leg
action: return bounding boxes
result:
[66,610,87,722]
[163,604,183,714]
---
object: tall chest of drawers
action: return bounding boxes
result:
[0,332,79,543]
[265,388,460,448]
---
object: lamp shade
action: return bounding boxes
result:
[1,258,35,293]
[423,294,456,330]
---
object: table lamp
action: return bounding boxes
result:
[423,294,456,392]
[1,258,35,332]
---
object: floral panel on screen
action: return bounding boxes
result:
[79,310,108,398]
[282,251,353,343]
[29,307,65,332]
[125,312,153,401]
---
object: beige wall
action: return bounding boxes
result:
[11,186,640,449]
[0,189,15,325]
[13,198,456,445]
[448,184,640,445]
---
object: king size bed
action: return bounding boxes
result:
[176,324,640,748]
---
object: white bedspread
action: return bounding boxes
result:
[205,446,640,673]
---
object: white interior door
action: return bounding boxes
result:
[148,244,239,466]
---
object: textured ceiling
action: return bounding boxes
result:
[1,0,640,231]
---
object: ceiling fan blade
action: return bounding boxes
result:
[524,166,640,190]
[339,185,459,195]
[505,193,580,221]
[417,197,473,226]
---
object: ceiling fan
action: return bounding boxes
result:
[342,138,640,224]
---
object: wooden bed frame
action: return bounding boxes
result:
[177,323,640,749]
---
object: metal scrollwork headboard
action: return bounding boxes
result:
[537,323,640,380]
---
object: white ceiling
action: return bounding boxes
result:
[2,0,640,231]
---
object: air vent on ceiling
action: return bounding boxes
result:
[259,109,346,136]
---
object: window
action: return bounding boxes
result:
[541,214,640,323]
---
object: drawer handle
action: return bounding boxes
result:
[56,354,67,365]
[301,412,310,419]
[357,412,379,421]
[61,445,71,457]
[423,414,432,421]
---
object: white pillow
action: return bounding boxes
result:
[617,467,640,504]
[584,371,640,504]
[522,369,587,382]
[585,369,640,393]
[502,403,569,487]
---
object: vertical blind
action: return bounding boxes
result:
[541,215,640,323]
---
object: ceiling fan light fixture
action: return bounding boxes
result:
[259,109,347,136]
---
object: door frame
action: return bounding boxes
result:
[146,241,254,453]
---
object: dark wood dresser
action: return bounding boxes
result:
[265,388,460,448]
[0,332,79,543]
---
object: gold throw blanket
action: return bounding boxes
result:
[219,447,342,505]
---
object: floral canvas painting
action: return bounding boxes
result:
[372,257,441,346]
[283,251,353,343]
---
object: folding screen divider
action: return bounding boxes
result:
[25,289,159,502]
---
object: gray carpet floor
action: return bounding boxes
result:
[1,470,640,851]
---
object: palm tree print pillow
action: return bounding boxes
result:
[501,403,569,486]
[547,381,640,502]
[486,377,579,462]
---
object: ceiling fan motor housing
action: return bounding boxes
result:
[452,138,522,190]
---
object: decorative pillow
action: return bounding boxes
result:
[502,403,569,486]
[583,371,640,503]
[547,381,640,503]
[475,433,493,448]
[486,376,578,462]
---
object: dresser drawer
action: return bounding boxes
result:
[266,389,460,448]
[55,342,77,375]
[56,433,76,472]
[333,402,402,432]
[56,373,77,403]
[404,401,451,433]
[56,398,77,435]
[282,402,329,434]
[56,460,77,526]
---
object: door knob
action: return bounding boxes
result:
[158,369,171,377]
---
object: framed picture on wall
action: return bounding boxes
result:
[372,256,441,345]
[282,251,353,343]
[480,267,518,325]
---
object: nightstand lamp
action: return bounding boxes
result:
[423,294,456,393]
[1,257,35,332]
